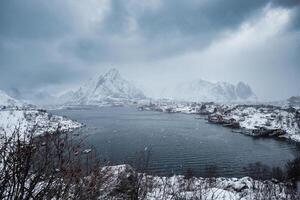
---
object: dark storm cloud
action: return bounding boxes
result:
[0,0,74,40]
[102,0,299,36]
[0,0,299,99]
[0,41,81,90]
[288,6,300,31]
[71,0,300,63]
[271,0,300,31]
[0,0,83,91]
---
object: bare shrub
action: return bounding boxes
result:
[132,148,152,200]
[286,156,300,185]
[0,127,103,200]
[271,166,285,182]
[243,162,271,180]
[204,164,218,178]
[184,168,196,180]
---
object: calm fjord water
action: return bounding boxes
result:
[52,106,300,177]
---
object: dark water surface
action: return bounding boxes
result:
[51,106,300,177]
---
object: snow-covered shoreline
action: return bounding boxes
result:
[0,89,80,137]
[0,106,83,144]
[138,100,300,143]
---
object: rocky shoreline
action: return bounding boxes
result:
[138,101,300,143]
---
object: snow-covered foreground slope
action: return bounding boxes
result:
[165,79,257,103]
[3,163,297,199]
[60,68,146,106]
[94,164,296,200]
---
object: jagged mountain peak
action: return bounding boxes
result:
[102,68,121,79]
[236,82,254,99]
[94,68,124,89]
[62,68,146,105]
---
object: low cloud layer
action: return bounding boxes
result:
[0,0,299,100]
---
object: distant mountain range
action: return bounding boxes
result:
[288,96,300,107]
[60,68,146,105]
[165,79,257,102]
[1,69,259,106]
[62,68,257,104]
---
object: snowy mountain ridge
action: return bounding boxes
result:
[0,89,23,108]
[62,68,146,105]
[167,79,257,102]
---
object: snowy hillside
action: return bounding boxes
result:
[0,90,23,108]
[61,68,146,106]
[288,96,300,108]
[167,79,257,102]
[0,109,82,137]
[0,90,82,139]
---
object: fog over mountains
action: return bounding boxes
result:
[55,68,256,105]
[2,69,259,105]
[165,79,257,102]
[0,90,22,107]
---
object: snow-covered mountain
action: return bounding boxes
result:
[288,96,300,107]
[61,68,146,105]
[0,89,23,107]
[166,79,257,102]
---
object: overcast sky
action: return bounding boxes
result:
[0,0,299,101]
